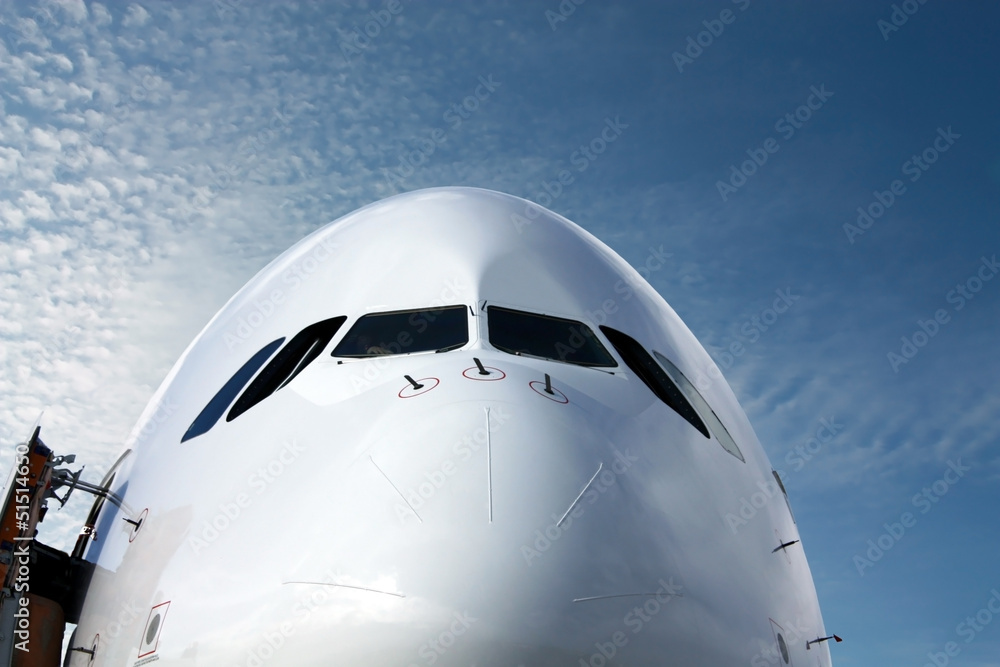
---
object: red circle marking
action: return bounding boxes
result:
[529,380,569,403]
[462,366,506,381]
[398,377,440,398]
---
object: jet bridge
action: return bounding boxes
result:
[0,425,114,666]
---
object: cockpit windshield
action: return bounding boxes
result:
[332,305,469,358]
[487,305,617,367]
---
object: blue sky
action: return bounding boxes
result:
[1,2,998,665]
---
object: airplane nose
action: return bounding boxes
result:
[267,377,693,666]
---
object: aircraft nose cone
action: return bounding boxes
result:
[273,392,691,666]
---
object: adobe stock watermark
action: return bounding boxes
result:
[10,438,34,653]
[853,459,970,576]
[694,287,801,392]
[886,254,997,372]
[877,0,931,41]
[213,0,244,21]
[750,617,811,667]
[443,76,503,130]
[30,270,130,369]
[520,449,639,566]
[185,101,300,217]
[382,75,502,191]
[188,440,305,555]
[339,0,409,64]
[235,567,345,667]
[615,246,674,293]
[510,116,629,233]
[783,417,845,473]
[672,0,751,73]
[49,70,166,176]
[101,599,144,641]
[535,246,671,362]
[545,0,586,31]
[392,407,512,524]
[123,396,179,448]
[98,70,166,140]
[2,0,74,54]
[224,237,340,350]
[577,578,683,667]
[236,620,295,667]
[411,611,477,666]
[921,588,1000,667]
[347,277,469,394]
[716,84,833,201]
[727,417,844,535]
[844,126,959,243]
[723,474,789,535]
[575,245,673,333]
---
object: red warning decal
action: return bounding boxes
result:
[138,601,170,659]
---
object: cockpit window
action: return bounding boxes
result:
[332,306,468,358]
[488,306,617,367]
[652,350,745,462]
[600,326,709,436]
[181,337,284,443]
[228,316,347,422]
[772,469,795,522]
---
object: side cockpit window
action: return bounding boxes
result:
[599,327,745,462]
[488,306,617,367]
[600,326,709,436]
[332,306,468,358]
[227,316,347,422]
[652,350,744,462]
[182,316,347,442]
[181,337,285,443]
[773,469,795,523]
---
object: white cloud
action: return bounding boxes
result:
[51,0,90,23]
[29,125,62,149]
[47,51,74,72]
[90,3,112,27]
[121,4,151,28]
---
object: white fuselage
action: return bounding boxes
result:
[68,188,832,666]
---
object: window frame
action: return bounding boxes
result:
[331,304,472,360]
[486,305,618,368]
[227,316,347,422]
[181,337,285,442]
[651,349,745,462]
[600,326,710,437]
